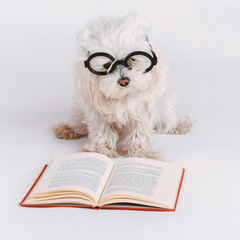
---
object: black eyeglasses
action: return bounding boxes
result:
[84,50,158,76]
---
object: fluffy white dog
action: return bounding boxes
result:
[52,14,195,161]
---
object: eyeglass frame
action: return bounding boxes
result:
[84,49,158,76]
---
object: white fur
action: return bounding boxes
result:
[52,14,196,161]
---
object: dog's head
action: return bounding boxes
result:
[75,14,161,103]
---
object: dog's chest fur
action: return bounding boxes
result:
[98,88,160,127]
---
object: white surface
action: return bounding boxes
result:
[1,0,240,239]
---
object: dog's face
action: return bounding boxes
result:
[78,15,160,100]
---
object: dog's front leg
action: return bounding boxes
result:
[81,122,119,159]
[126,121,164,161]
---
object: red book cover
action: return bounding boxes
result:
[20,165,185,211]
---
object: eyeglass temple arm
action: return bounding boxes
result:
[146,37,158,65]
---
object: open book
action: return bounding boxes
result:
[20,152,185,211]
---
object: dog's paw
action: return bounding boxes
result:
[50,123,82,139]
[80,143,118,159]
[128,148,164,161]
[168,115,196,135]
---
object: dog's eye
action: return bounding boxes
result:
[103,62,111,69]
[127,58,135,68]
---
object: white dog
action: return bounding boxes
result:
[52,14,195,161]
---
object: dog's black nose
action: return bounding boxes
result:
[118,77,130,87]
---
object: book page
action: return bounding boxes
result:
[99,157,183,208]
[30,152,114,203]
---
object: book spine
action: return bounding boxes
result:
[91,206,102,210]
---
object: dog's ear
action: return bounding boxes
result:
[76,28,97,57]
[149,44,170,95]
[125,14,151,32]
[73,62,113,116]
[136,18,150,31]
[80,42,99,54]
[149,44,162,88]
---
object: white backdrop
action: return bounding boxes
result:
[1,0,240,239]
